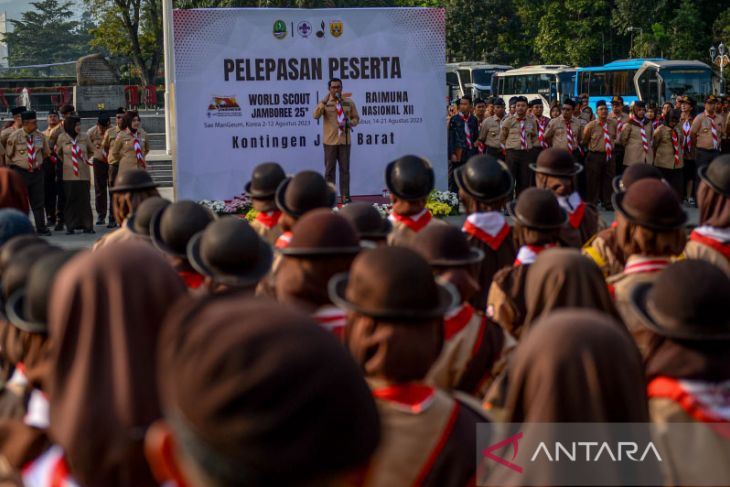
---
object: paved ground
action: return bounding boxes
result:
[41,185,699,250]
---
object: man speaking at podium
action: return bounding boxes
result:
[313,78,359,204]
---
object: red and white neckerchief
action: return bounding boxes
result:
[461,114,473,150]
[336,99,346,136]
[275,230,293,249]
[652,118,662,130]
[518,118,527,150]
[255,210,281,229]
[623,256,671,275]
[22,446,79,487]
[24,388,49,429]
[26,134,36,172]
[462,212,510,251]
[707,114,720,150]
[443,302,475,341]
[389,209,433,233]
[514,244,555,266]
[616,116,625,134]
[70,138,81,177]
[682,119,693,153]
[557,192,586,229]
[537,116,548,148]
[8,362,28,389]
[601,121,613,160]
[670,128,681,167]
[313,305,347,341]
[178,270,204,289]
[565,118,575,152]
[648,377,730,438]
[372,383,436,414]
[690,225,730,261]
[131,131,146,169]
[631,115,649,156]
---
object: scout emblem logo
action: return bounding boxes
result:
[330,20,343,38]
[273,20,287,40]
[207,96,242,118]
[297,21,312,38]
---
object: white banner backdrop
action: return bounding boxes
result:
[172,7,446,200]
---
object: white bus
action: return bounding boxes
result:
[447,62,513,101]
[495,65,576,112]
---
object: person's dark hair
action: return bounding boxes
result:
[328,78,342,88]
[120,111,140,131]
[474,98,486,106]
[98,115,111,126]
[460,96,472,105]
[59,104,75,116]
[63,116,81,139]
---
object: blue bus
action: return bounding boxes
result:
[575,58,714,112]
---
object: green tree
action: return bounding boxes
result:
[3,0,92,66]
[668,0,708,60]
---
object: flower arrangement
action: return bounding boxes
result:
[426,190,460,216]
[199,194,253,217]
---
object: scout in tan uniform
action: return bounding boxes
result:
[652,109,684,196]
[101,108,125,227]
[385,155,445,247]
[312,78,359,203]
[628,261,730,486]
[691,95,724,173]
[530,98,550,156]
[684,155,730,276]
[455,154,516,311]
[609,96,629,172]
[583,100,618,207]
[6,111,50,235]
[500,96,537,194]
[87,114,112,225]
[413,225,515,398]
[486,188,567,340]
[328,246,489,487]
[582,164,663,277]
[42,110,64,229]
[55,116,95,234]
[477,97,506,159]
[0,107,26,148]
[619,100,653,166]
[607,178,687,354]
[679,97,697,205]
[245,161,286,245]
[544,98,583,162]
[109,110,150,178]
[531,148,599,248]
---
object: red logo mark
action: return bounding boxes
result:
[482,431,524,473]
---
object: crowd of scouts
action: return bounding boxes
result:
[0,128,726,485]
[0,105,150,236]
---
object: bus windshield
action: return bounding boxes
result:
[472,69,495,87]
[660,68,712,100]
[559,72,576,101]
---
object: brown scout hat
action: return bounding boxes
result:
[507,188,567,230]
[245,162,286,199]
[328,246,459,320]
[612,162,663,193]
[698,154,730,198]
[384,155,435,200]
[275,170,333,218]
[187,217,273,287]
[529,148,583,177]
[109,169,159,193]
[612,178,687,231]
[338,202,392,240]
[158,296,380,485]
[127,196,171,239]
[278,209,363,257]
[455,154,514,202]
[411,224,484,267]
[150,200,215,257]
[630,260,730,341]
[2,245,58,303]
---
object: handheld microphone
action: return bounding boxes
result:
[335,92,342,102]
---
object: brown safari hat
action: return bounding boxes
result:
[338,202,391,240]
[455,154,514,202]
[411,224,484,267]
[530,148,583,177]
[328,247,459,320]
[109,169,159,193]
[385,155,435,201]
[630,260,730,341]
[151,200,215,257]
[612,163,663,194]
[245,162,286,199]
[278,209,363,257]
[275,171,332,218]
[698,154,730,198]
[612,179,687,231]
[507,188,567,230]
[127,197,171,239]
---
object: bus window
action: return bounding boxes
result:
[588,72,607,96]
[637,68,659,104]
[660,68,712,101]
[538,74,552,98]
[611,70,636,96]
[559,72,575,102]
[447,71,460,99]
[458,69,472,85]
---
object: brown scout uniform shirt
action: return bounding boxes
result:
[102,126,123,165]
[312,97,360,146]
[619,118,654,165]
[477,115,503,149]
[544,116,583,151]
[684,239,730,277]
[500,114,537,150]
[5,128,49,171]
[42,124,64,154]
[486,264,531,340]
[87,125,108,162]
[55,132,95,182]
[582,226,624,278]
[690,112,725,151]
[609,111,629,143]
[0,125,20,149]
[652,125,684,170]
[109,128,150,175]
[680,115,696,161]
[583,118,618,152]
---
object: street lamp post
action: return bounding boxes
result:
[710,43,727,96]
[627,27,643,57]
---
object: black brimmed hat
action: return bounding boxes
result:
[109,169,159,193]
[275,171,332,218]
[151,200,215,258]
[529,148,583,177]
[339,202,392,240]
[411,224,484,267]
[612,178,687,230]
[507,188,567,230]
[10,107,26,116]
[278,209,363,257]
[20,111,36,121]
[245,162,287,199]
[385,155,434,201]
[455,154,514,202]
[126,197,171,239]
